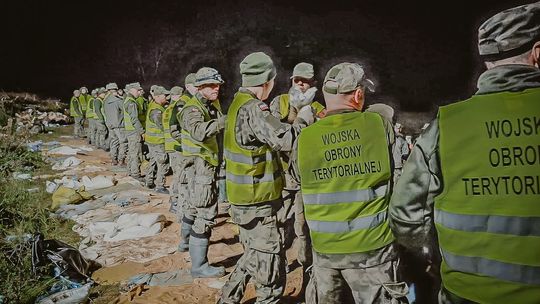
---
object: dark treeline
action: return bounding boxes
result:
[0,0,529,113]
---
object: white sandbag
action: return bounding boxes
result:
[46,181,59,193]
[81,175,114,191]
[47,146,81,155]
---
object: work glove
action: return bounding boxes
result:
[216,115,227,130]
[289,87,318,110]
[295,105,315,126]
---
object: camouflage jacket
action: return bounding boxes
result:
[229,88,309,222]
[290,108,397,268]
[388,65,540,254]
[125,94,144,134]
[178,92,223,142]
[103,93,124,129]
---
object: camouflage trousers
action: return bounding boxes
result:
[221,205,286,304]
[95,121,108,150]
[126,131,143,177]
[108,127,127,162]
[183,157,218,236]
[73,117,85,137]
[145,144,169,188]
[306,259,408,304]
[175,154,196,219]
[87,119,98,146]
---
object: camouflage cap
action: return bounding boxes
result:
[125,82,142,91]
[291,62,314,79]
[97,87,107,94]
[169,86,184,95]
[184,73,196,86]
[239,52,277,87]
[73,89,80,95]
[80,86,88,92]
[150,85,158,95]
[105,82,118,90]
[153,86,170,96]
[478,2,540,60]
[194,67,224,87]
[323,63,375,94]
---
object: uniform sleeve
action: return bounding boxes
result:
[94,99,104,120]
[150,109,163,131]
[269,95,283,120]
[239,99,306,152]
[127,101,144,132]
[179,105,221,142]
[170,105,183,142]
[400,137,410,160]
[289,138,301,184]
[389,119,442,250]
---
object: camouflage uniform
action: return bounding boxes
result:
[389,4,540,304]
[392,128,409,185]
[86,90,98,146]
[178,91,225,238]
[69,90,84,137]
[289,63,408,304]
[124,83,145,178]
[145,102,169,189]
[221,53,315,303]
[93,89,109,150]
[103,83,127,164]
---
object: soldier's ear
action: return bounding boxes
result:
[353,88,364,110]
[532,41,540,68]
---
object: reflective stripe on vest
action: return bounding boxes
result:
[163,98,182,152]
[145,101,165,145]
[70,97,81,117]
[180,95,220,166]
[298,111,394,255]
[436,87,540,304]
[224,91,283,205]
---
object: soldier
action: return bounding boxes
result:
[79,86,90,138]
[69,89,84,137]
[144,86,170,193]
[123,82,145,181]
[390,3,540,304]
[103,82,127,166]
[85,89,98,146]
[220,52,315,303]
[269,62,324,273]
[178,67,226,278]
[94,87,108,150]
[290,62,408,304]
[392,123,409,184]
[172,73,198,251]
[163,85,185,211]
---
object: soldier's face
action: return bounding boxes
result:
[129,88,140,98]
[155,94,167,105]
[74,91,81,97]
[198,84,220,101]
[81,88,88,94]
[292,77,312,93]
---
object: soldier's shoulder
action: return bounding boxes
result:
[243,99,269,112]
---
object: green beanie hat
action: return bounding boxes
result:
[239,52,277,87]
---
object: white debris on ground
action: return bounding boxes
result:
[47,146,83,156]
[52,156,83,170]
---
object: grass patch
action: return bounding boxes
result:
[0,126,80,303]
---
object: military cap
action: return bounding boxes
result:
[125,82,143,91]
[153,86,170,96]
[73,89,80,95]
[97,87,107,94]
[239,52,277,87]
[184,73,196,86]
[291,62,315,79]
[170,86,184,95]
[194,67,225,87]
[80,86,88,93]
[478,2,540,60]
[323,63,375,94]
[105,82,119,90]
[150,85,158,95]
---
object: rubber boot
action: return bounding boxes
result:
[189,235,225,278]
[178,219,192,252]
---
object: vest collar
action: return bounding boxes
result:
[238,88,259,99]
[476,64,540,95]
[326,108,358,117]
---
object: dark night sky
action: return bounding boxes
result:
[0,0,531,113]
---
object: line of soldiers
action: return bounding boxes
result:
[67,2,540,303]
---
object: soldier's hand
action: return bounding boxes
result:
[290,87,317,110]
[296,105,315,126]
[217,115,227,130]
